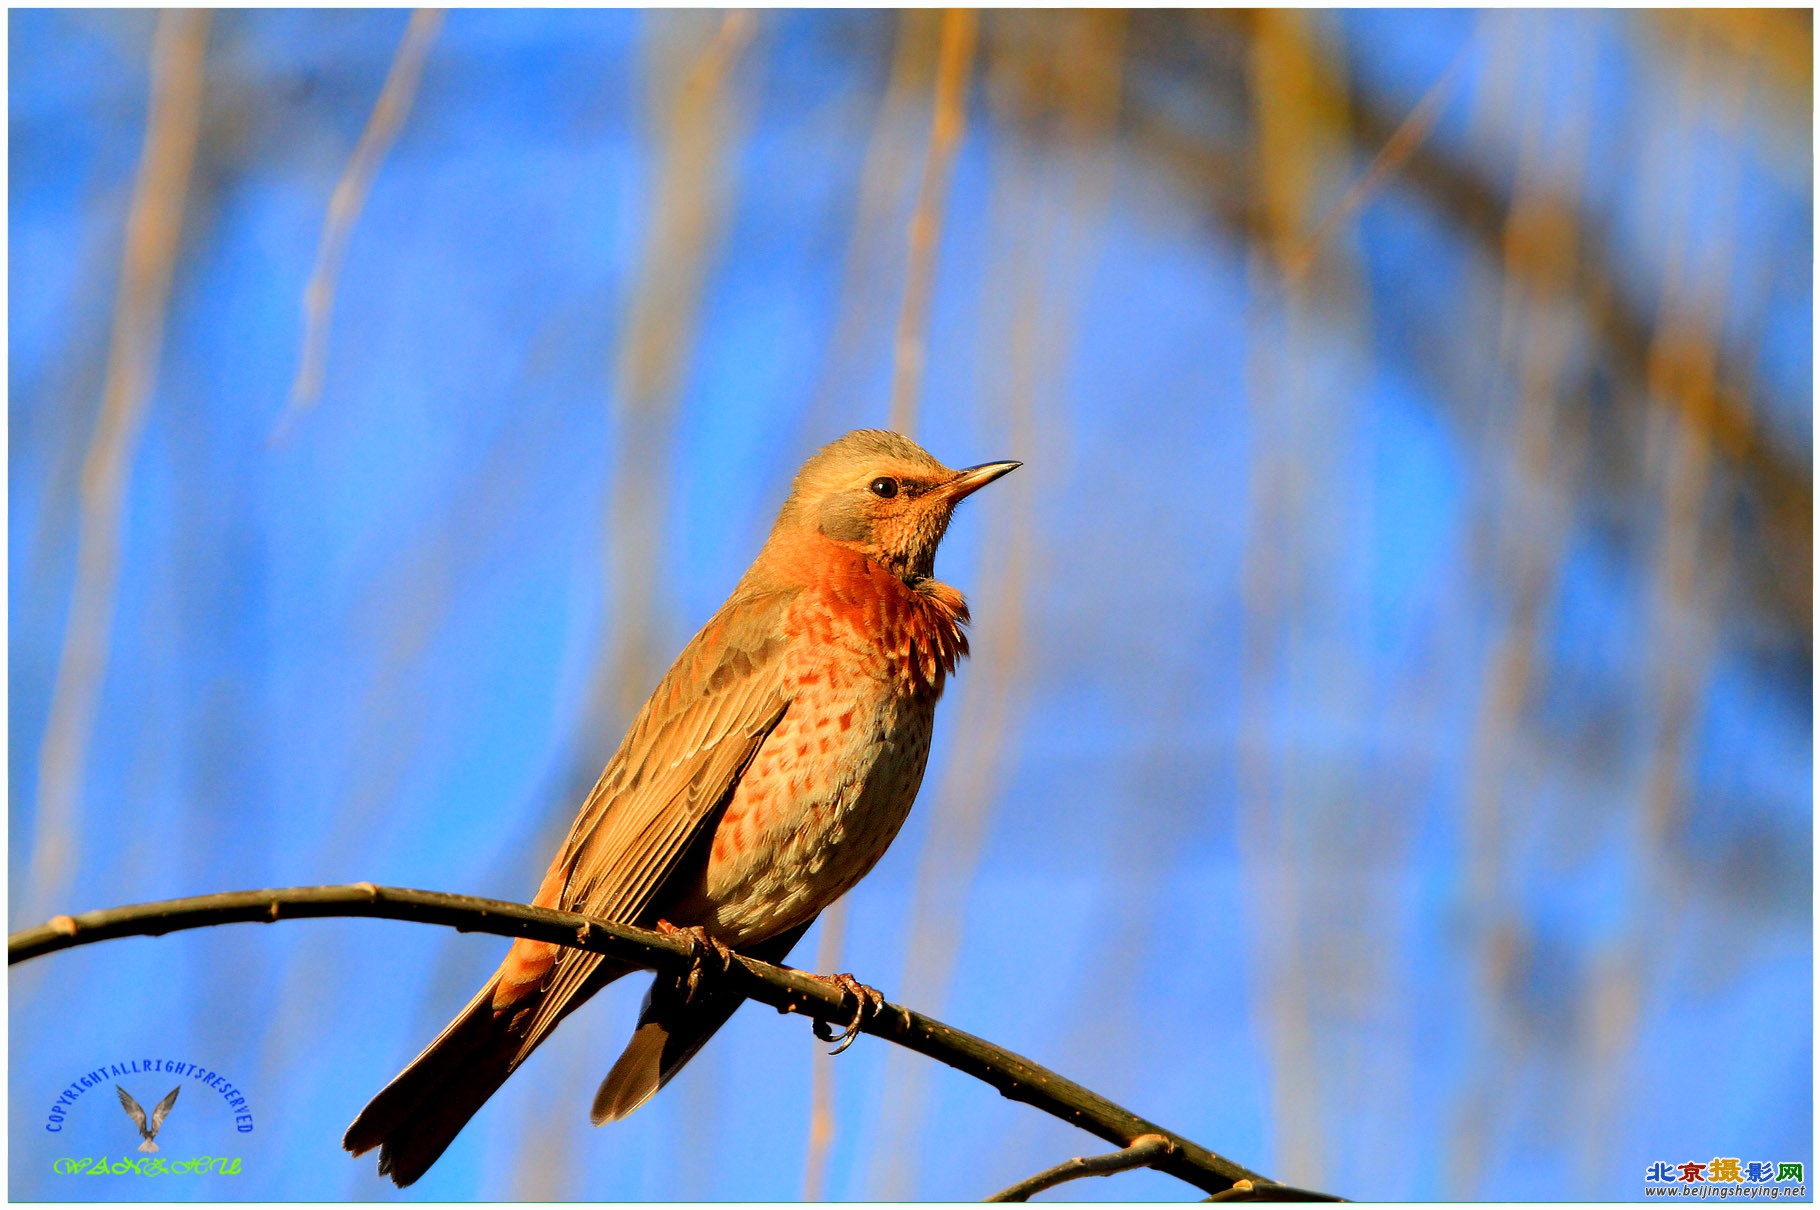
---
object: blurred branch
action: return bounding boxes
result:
[1350,56,1811,640]
[1582,13,1763,1189]
[1278,41,1467,286]
[1350,81,1807,529]
[987,1133,1175,1202]
[1645,10,1810,103]
[278,8,443,433]
[25,10,210,922]
[1132,11,1811,646]
[887,7,978,434]
[491,19,758,1190]
[7,884,1331,1202]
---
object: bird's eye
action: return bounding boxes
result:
[869,477,900,499]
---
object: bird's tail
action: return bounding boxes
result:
[591,918,814,1124]
[345,956,629,1187]
[591,968,744,1124]
[137,1139,158,1154]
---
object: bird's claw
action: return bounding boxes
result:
[654,920,733,1004]
[812,972,886,1055]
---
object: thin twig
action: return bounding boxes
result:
[278,8,443,435]
[1207,1179,1261,1202]
[1204,1177,1348,1201]
[8,884,1337,1201]
[986,1132,1174,1201]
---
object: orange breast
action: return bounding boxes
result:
[797,549,970,697]
[668,550,970,945]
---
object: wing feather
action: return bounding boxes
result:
[116,1086,146,1133]
[150,1086,180,1132]
[506,587,795,1060]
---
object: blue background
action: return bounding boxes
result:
[9,8,1812,1201]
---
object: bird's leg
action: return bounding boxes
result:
[653,919,734,1004]
[811,972,888,1055]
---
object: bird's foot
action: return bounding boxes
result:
[654,920,734,1003]
[811,972,888,1055]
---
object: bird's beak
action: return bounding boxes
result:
[942,460,1021,502]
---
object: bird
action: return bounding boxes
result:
[116,1085,180,1153]
[344,429,1019,1186]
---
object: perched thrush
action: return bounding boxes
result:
[344,429,1018,1185]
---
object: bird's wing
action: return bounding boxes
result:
[115,1086,147,1134]
[508,585,797,1058]
[149,1086,180,1133]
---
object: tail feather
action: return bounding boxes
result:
[590,987,738,1124]
[350,918,814,1185]
[346,959,630,1187]
[591,1018,673,1124]
[343,980,514,1187]
[591,918,814,1124]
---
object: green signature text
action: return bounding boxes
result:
[53,1156,243,1176]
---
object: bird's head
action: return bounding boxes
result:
[774,429,1020,582]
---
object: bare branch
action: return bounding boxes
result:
[1204,1177,1350,1201]
[8,884,1338,1200]
[986,1132,1174,1201]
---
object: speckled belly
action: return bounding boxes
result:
[666,687,934,948]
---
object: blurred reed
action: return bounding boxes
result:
[511,11,758,1197]
[25,9,210,924]
[1445,13,1595,1195]
[1581,11,1762,1191]
[779,9,939,494]
[796,17,949,1198]
[278,8,443,436]
[886,9,978,437]
[1236,9,1368,1191]
[869,10,1123,1199]
[594,9,754,736]
[807,9,977,1198]
[800,895,844,1200]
